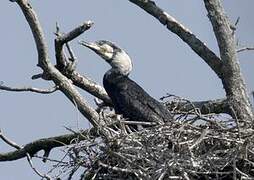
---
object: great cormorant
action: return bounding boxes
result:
[80,40,172,125]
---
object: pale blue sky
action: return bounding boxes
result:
[0,1,254,179]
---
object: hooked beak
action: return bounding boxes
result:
[79,40,101,52]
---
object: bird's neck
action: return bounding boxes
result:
[109,50,133,76]
[106,68,129,77]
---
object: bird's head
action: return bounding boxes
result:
[80,40,133,75]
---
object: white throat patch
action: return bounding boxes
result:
[111,50,133,75]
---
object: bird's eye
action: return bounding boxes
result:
[101,44,113,53]
[101,46,107,53]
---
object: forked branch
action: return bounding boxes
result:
[0,128,98,161]
[10,0,108,133]
[204,0,254,124]
[54,22,112,105]
[0,130,52,179]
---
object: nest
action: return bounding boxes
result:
[52,97,254,180]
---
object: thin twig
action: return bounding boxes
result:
[0,130,52,179]
[26,153,52,180]
[98,161,135,174]
[66,42,76,62]
[0,130,21,149]
[122,120,157,126]
[237,47,254,53]
[0,84,58,94]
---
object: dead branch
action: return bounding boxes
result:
[204,0,254,125]
[55,21,93,69]
[66,71,112,105]
[54,23,111,105]
[0,83,58,94]
[0,130,52,179]
[58,21,94,44]
[0,130,21,150]
[129,0,223,78]
[166,97,230,115]
[11,0,108,134]
[0,128,98,161]
[237,47,254,53]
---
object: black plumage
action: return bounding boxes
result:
[80,40,172,124]
[103,71,171,124]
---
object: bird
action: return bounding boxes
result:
[80,40,172,125]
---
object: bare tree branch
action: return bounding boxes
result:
[14,0,50,68]
[58,21,94,44]
[54,22,112,105]
[0,128,98,162]
[204,0,254,125]
[11,0,107,133]
[26,153,52,180]
[129,0,223,78]
[0,84,58,94]
[0,129,52,179]
[67,71,112,105]
[166,98,230,115]
[237,47,254,53]
[55,21,93,69]
[0,130,21,150]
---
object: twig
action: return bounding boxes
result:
[230,106,242,139]
[65,42,77,72]
[158,171,167,180]
[33,154,69,164]
[26,153,52,180]
[0,84,58,94]
[0,130,21,150]
[67,166,79,180]
[122,120,157,126]
[58,21,94,44]
[66,42,76,62]
[235,167,250,179]
[234,17,240,27]
[230,17,240,33]
[0,130,52,179]
[189,128,209,150]
[237,47,254,53]
[98,161,135,174]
